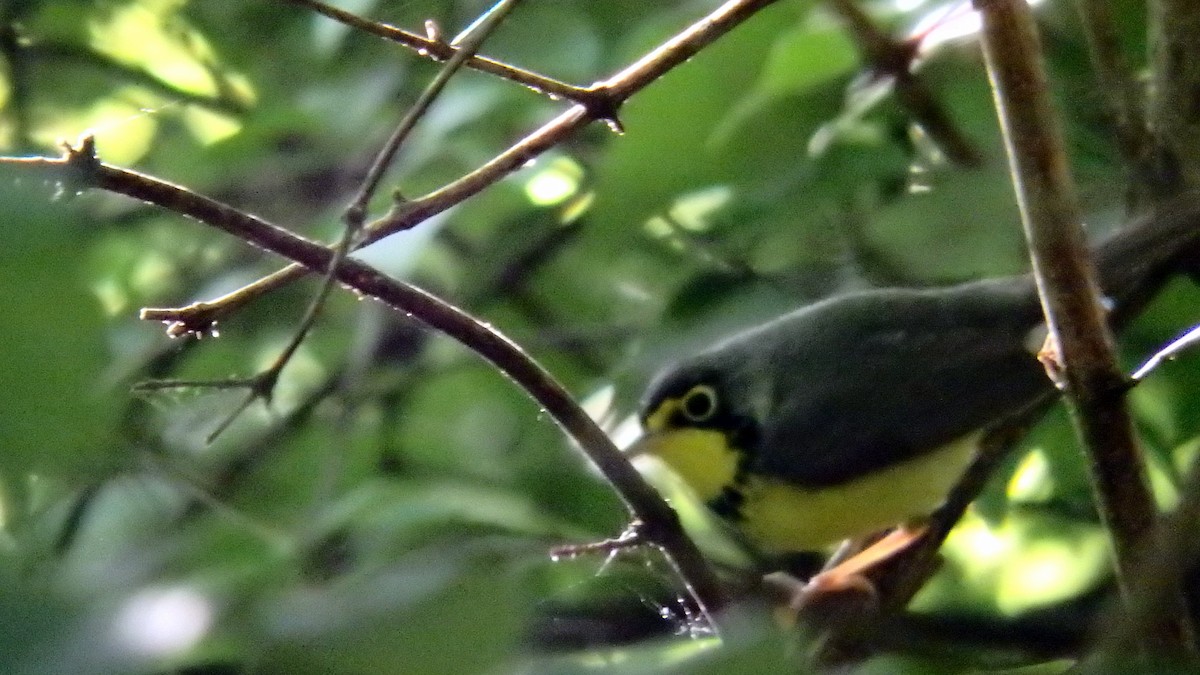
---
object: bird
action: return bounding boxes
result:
[628,199,1200,556]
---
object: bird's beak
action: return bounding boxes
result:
[622,425,739,504]
[624,400,680,458]
[624,430,666,458]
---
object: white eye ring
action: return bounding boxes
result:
[680,384,718,422]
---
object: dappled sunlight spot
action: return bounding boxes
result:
[996,528,1108,615]
[915,511,1016,611]
[1006,448,1054,503]
[560,190,595,223]
[642,186,732,253]
[613,279,657,303]
[88,2,219,100]
[808,115,888,158]
[524,156,583,206]
[32,97,158,166]
[946,511,1013,566]
[937,510,1109,616]
[644,215,675,240]
[183,107,242,145]
[940,510,1016,597]
[92,277,129,317]
[113,585,214,659]
[0,68,9,113]
[580,383,615,425]
[130,251,178,299]
[1174,437,1200,477]
[668,185,733,233]
[1148,450,1183,511]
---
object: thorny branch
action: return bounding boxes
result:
[11,137,729,614]
[99,0,791,621]
[343,0,523,225]
[151,0,526,441]
[278,0,594,107]
[141,0,785,336]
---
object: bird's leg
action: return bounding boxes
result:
[804,523,928,597]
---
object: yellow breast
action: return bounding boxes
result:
[738,436,980,552]
[632,420,981,552]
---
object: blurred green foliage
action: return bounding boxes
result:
[1,0,1198,672]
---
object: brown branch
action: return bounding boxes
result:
[826,0,981,167]
[1090,432,1200,670]
[974,0,1193,654]
[139,0,783,335]
[19,139,728,616]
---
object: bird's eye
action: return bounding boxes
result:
[680,384,718,422]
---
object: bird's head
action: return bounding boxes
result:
[627,362,759,504]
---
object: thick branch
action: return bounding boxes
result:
[21,143,726,613]
[974,0,1192,652]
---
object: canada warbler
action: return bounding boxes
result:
[630,201,1200,554]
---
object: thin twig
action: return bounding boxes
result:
[21,139,729,617]
[974,0,1193,653]
[1130,323,1200,381]
[344,0,522,225]
[139,0,784,335]
[277,0,591,106]
[176,0,524,441]
[826,0,981,167]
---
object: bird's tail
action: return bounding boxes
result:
[1091,195,1200,328]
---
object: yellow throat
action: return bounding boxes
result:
[635,401,979,552]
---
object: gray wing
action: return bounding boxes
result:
[731,278,1050,487]
[702,201,1200,487]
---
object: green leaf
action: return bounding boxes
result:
[754,19,859,101]
[0,181,120,480]
[258,548,529,674]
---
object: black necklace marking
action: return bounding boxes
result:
[707,485,746,521]
[702,414,760,523]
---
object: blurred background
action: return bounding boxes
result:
[1,0,1195,672]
